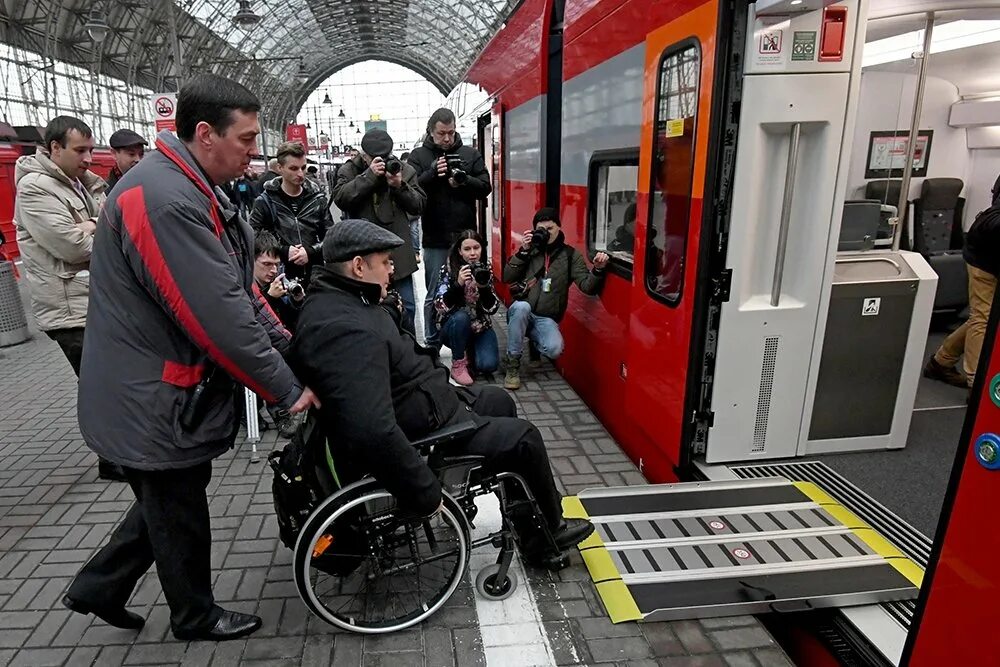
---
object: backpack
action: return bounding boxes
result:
[269,411,325,549]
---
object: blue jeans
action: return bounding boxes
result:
[394,276,416,334]
[441,310,500,373]
[422,247,450,346]
[410,219,421,252]
[506,301,564,359]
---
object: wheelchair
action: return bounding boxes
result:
[278,417,569,634]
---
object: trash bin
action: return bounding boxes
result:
[0,260,30,347]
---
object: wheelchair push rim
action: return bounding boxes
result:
[293,486,470,634]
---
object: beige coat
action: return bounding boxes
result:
[13,153,106,331]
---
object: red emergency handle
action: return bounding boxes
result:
[819,6,847,62]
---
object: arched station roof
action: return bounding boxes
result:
[3,0,515,132]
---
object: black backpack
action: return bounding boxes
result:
[269,410,325,549]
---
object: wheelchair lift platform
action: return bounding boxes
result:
[562,478,922,623]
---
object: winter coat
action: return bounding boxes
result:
[502,233,606,322]
[964,201,1000,277]
[433,262,499,330]
[251,281,293,357]
[249,178,332,282]
[78,130,301,470]
[332,155,425,279]
[290,267,471,516]
[406,134,491,249]
[13,152,106,331]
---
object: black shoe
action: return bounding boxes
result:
[63,595,144,630]
[551,518,595,549]
[528,340,542,363]
[174,609,262,642]
[97,459,128,482]
[923,356,968,388]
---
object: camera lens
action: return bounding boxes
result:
[385,158,402,175]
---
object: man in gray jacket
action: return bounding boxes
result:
[62,75,318,642]
[12,115,126,481]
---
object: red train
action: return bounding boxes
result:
[466,0,1000,664]
[0,122,116,261]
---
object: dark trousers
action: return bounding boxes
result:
[67,462,220,633]
[457,386,562,530]
[46,327,86,376]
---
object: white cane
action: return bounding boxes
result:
[244,387,261,463]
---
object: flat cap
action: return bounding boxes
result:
[360,128,394,158]
[323,219,404,263]
[109,129,147,148]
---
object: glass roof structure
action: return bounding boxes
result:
[5,0,514,133]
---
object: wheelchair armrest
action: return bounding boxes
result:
[410,420,479,455]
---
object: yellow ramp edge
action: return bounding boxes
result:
[580,541,622,583]
[562,496,589,520]
[595,580,643,623]
[793,482,924,588]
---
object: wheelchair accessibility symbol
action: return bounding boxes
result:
[862,297,881,316]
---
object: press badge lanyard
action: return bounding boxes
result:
[541,251,553,293]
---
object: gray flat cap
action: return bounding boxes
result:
[323,219,404,263]
[361,129,393,158]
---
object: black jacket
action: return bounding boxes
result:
[964,202,1000,277]
[249,179,332,281]
[332,155,425,279]
[290,268,468,516]
[406,134,491,249]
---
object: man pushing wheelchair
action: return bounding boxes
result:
[289,219,594,568]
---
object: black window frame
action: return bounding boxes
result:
[586,147,641,281]
[645,37,702,308]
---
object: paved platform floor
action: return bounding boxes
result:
[0,277,794,667]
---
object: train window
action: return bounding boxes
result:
[646,42,700,305]
[587,149,640,274]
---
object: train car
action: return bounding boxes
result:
[467,0,1000,663]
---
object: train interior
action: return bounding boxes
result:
[686,3,999,662]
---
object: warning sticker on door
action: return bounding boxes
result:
[665,119,685,138]
[862,297,881,316]
[792,31,817,61]
[753,26,784,67]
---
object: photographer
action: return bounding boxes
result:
[502,207,609,390]
[333,128,425,333]
[249,141,332,288]
[433,231,500,385]
[407,108,491,352]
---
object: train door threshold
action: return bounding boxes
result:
[563,478,922,623]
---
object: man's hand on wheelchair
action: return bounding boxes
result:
[289,387,321,414]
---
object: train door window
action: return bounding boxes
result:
[588,149,640,275]
[646,41,700,305]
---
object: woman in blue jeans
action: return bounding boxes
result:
[433,231,501,385]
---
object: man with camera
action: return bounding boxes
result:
[502,207,609,390]
[249,141,332,288]
[406,108,491,352]
[333,128,425,332]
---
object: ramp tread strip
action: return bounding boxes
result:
[599,525,859,550]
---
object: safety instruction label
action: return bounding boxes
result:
[862,297,881,316]
[792,31,817,61]
[665,119,685,138]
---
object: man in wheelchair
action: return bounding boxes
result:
[289,219,594,568]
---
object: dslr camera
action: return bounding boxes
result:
[443,154,468,184]
[530,227,550,249]
[468,261,492,285]
[383,155,402,176]
[282,276,305,300]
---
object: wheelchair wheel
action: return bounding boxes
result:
[293,480,470,634]
[475,563,518,601]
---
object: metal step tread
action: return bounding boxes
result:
[729,460,932,629]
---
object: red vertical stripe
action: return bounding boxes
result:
[155,138,224,239]
[118,186,278,403]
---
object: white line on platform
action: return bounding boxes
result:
[913,404,967,412]
[469,494,557,667]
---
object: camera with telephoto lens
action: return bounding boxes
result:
[530,227,550,249]
[468,261,492,285]
[282,276,305,299]
[384,155,402,176]
[443,153,468,184]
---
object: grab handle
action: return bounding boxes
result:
[771,123,802,307]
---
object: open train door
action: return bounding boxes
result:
[487,103,508,273]
[623,0,729,481]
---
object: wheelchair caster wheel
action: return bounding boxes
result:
[475,564,518,601]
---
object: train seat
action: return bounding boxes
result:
[911,178,967,315]
[839,199,882,251]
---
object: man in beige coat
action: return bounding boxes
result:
[13,115,123,481]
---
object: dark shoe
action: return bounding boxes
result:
[97,459,128,482]
[528,340,542,363]
[923,356,968,388]
[174,609,262,642]
[63,595,144,630]
[552,518,596,549]
[274,411,297,439]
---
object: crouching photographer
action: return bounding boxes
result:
[433,230,500,385]
[501,207,610,390]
